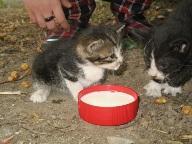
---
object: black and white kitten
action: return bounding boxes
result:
[144,0,192,97]
[30,26,123,103]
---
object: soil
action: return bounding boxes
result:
[0,1,192,144]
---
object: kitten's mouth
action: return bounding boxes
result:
[98,61,122,70]
[113,61,123,70]
[151,74,170,84]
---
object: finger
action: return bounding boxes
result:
[43,13,56,30]
[35,14,46,28]
[45,18,56,30]
[52,0,70,30]
[61,0,72,8]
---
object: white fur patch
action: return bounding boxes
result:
[144,80,182,97]
[144,80,163,97]
[30,84,51,103]
[78,63,104,87]
[58,63,104,101]
[162,83,182,96]
[148,53,165,80]
[64,79,83,101]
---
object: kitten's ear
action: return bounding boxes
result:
[169,39,189,53]
[87,39,104,53]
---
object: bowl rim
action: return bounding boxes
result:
[78,84,139,108]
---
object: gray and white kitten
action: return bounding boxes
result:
[30,26,123,103]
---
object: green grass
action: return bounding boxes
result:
[0,0,5,8]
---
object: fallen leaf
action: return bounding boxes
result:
[20,63,29,71]
[8,71,19,81]
[154,97,167,105]
[181,105,192,116]
[20,81,31,88]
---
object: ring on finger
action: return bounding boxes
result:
[44,15,55,22]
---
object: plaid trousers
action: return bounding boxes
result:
[47,0,152,39]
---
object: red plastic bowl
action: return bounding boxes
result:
[78,85,139,126]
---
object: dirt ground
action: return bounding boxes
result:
[0,1,192,144]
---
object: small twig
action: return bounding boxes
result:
[0,70,30,85]
[152,128,168,134]
[0,91,21,95]
[0,80,11,85]
[47,121,78,134]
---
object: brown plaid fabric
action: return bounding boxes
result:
[46,0,151,40]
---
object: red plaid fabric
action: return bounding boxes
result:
[47,0,96,40]
[46,0,151,40]
[111,0,152,33]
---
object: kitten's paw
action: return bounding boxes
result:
[162,84,182,96]
[144,80,162,97]
[30,89,50,103]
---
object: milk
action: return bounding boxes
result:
[81,91,135,107]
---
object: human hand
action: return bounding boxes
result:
[22,0,71,30]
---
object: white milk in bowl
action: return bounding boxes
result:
[81,91,135,107]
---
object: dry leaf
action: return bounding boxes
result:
[8,71,19,81]
[20,81,31,88]
[7,76,14,82]
[154,97,167,105]
[181,105,192,116]
[20,63,29,71]
[10,71,18,78]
